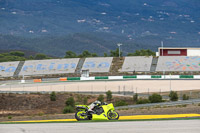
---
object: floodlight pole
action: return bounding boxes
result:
[170,73,172,92]
[117,43,122,57]
[161,41,164,56]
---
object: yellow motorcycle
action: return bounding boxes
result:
[75,102,119,121]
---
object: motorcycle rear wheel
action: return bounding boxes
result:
[107,110,119,120]
[75,111,89,121]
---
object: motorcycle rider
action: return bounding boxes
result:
[88,100,101,111]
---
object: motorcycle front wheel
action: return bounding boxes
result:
[107,110,119,120]
[75,111,89,121]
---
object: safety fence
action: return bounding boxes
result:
[115,99,200,109]
[55,75,200,81]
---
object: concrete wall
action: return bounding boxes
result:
[187,49,200,56]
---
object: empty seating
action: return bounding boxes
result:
[121,56,153,72]
[19,58,80,76]
[2,56,200,78]
[0,61,20,77]
[81,57,113,73]
[156,56,200,71]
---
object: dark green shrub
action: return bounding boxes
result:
[182,104,187,107]
[115,100,128,107]
[9,51,25,57]
[136,98,150,104]
[50,91,56,101]
[65,97,75,107]
[133,93,138,102]
[8,116,12,119]
[38,112,44,116]
[182,94,189,100]
[75,102,80,105]
[83,97,88,104]
[97,94,104,102]
[149,93,162,103]
[34,53,47,60]
[76,95,82,102]
[63,106,74,113]
[169,91,178,101]
[106,90,112,101]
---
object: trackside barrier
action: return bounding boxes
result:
[123,75,137,79]
[95,76,108,80]
[151,75,162,78]
[194,75,200,79]
[59,78,67,81]
[137,75,151,79]
[180,75,194,79]
[21,80,25,83]
[67,77,80,81]
[33,79,42,82]
[80,77,95,80]
[56,75,200,82]
[164,75,179,79]
[108,76,123,80]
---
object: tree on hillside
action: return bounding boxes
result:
[34,53,48,60]
[29,55,34,60]
[0,52,26,62]
[9,51,25,57]
[110,48,122,57]
[0,54,4,58]
[127,49,155,56]
[65,51,77,58]
[104,53,108,57]
[78,50,98,58]
[78,50,91,57]
[91,53,98,57]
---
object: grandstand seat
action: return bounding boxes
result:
[156,56,200,71]
[0,61,20,77]
[19,58,80,76]
[81,57,113,73]
[121,56,153,72]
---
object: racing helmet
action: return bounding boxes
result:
[94,100,101,106]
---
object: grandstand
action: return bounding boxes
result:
[0,61,20,77]
[1,56,200,78]
[121,56,153,72]
[81,57,113,73]
[19,58,80,76]
[156,56,200,72]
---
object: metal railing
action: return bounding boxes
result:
[115,99,200,109]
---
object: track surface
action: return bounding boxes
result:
[1,80,200,93]
[1,120,200,133]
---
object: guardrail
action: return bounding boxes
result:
[21,75,200,83]
[0,91,135,95]
[66,75,200,81]
[115,99,200,109]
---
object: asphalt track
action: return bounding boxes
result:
[1,120,200,133]
[1,79,200,93]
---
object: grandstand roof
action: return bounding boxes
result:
[158,47,200,50]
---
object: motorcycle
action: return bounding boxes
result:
[75,102,119,121]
